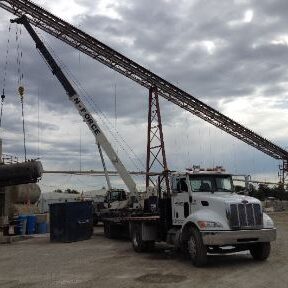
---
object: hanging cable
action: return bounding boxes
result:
[16,25,24,85]
[0,93,5,129]
[15,24,26,161]
[37,88,40,158]
[114,73,117,130]
[19,86,27,161]
[37,31,145,174]
[0,23,12,129]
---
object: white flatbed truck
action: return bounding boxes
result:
[102,167,276,266]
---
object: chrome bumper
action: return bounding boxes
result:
[201,228,276,246]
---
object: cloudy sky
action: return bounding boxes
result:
[0,0,288,192]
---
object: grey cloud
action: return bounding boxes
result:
[0,0,287,184]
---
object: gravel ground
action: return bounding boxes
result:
[0,212,287,288]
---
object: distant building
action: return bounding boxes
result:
[37,188,107,213]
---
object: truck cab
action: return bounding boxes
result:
[168,167,276,266]
[171,167,235,226]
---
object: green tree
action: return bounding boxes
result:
[53,189,63,193]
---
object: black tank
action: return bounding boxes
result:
[0,161,43,187]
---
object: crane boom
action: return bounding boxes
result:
[0,0,287,161]
[10,15,138,194]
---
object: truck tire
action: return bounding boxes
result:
[187,227,207,267]
[250,242,271,261]
[131,224,154,253]
[104,222,114,239]
[93,215,98,226]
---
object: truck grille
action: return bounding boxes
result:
[228,203,263,229]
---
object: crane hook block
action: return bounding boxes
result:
[18,86,24,96]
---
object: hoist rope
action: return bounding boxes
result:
[15,24,27,161]
[0,93,5,129]
[16,25,24,85]
[0,23,12,129]
[20,92,27,161]
[36,30,146,175]
[63,65,145,173]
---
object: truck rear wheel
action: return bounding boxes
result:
[250,242,271,261]
[104,221,114,239]
[187,227,207,267]
[131,224,154,253]
[93,215,98,226]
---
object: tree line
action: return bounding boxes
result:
[53,188,80,195]
[235,184,288,201]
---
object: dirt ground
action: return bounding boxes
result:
[0,212,287,288]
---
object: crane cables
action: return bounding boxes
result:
[34,28,146,175]
[15,24,27,161]
[0,23,12,129]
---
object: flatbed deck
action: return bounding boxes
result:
[102,215,160,223]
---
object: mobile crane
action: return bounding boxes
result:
[10,15,139,205]
[13,15,276,267]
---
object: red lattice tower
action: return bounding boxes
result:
[279,159,288,188]
[146,86,170,196]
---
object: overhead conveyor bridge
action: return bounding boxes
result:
[0,0,288,161]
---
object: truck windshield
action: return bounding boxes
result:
[189,175,234,192]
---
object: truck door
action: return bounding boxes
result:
[171,177,190,225]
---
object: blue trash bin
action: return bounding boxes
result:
[26,215,37,235]
[36,222,47,234]
[15,215,27,235]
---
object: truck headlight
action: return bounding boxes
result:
[266,219,274,227]
[263,213,274,228]
[197,221,223,229]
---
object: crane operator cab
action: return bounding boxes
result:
[104,189,127,209]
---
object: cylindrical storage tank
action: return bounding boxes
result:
[6,183,41,204]
[0,161,43,187]
[9,203,40,218]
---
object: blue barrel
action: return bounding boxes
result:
[36,222,47,234]
[26,215,37,234]
[15,215,27,235]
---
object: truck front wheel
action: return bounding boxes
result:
[187,227,207,267]
[249,242,271,261]
[131,224,154,253]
